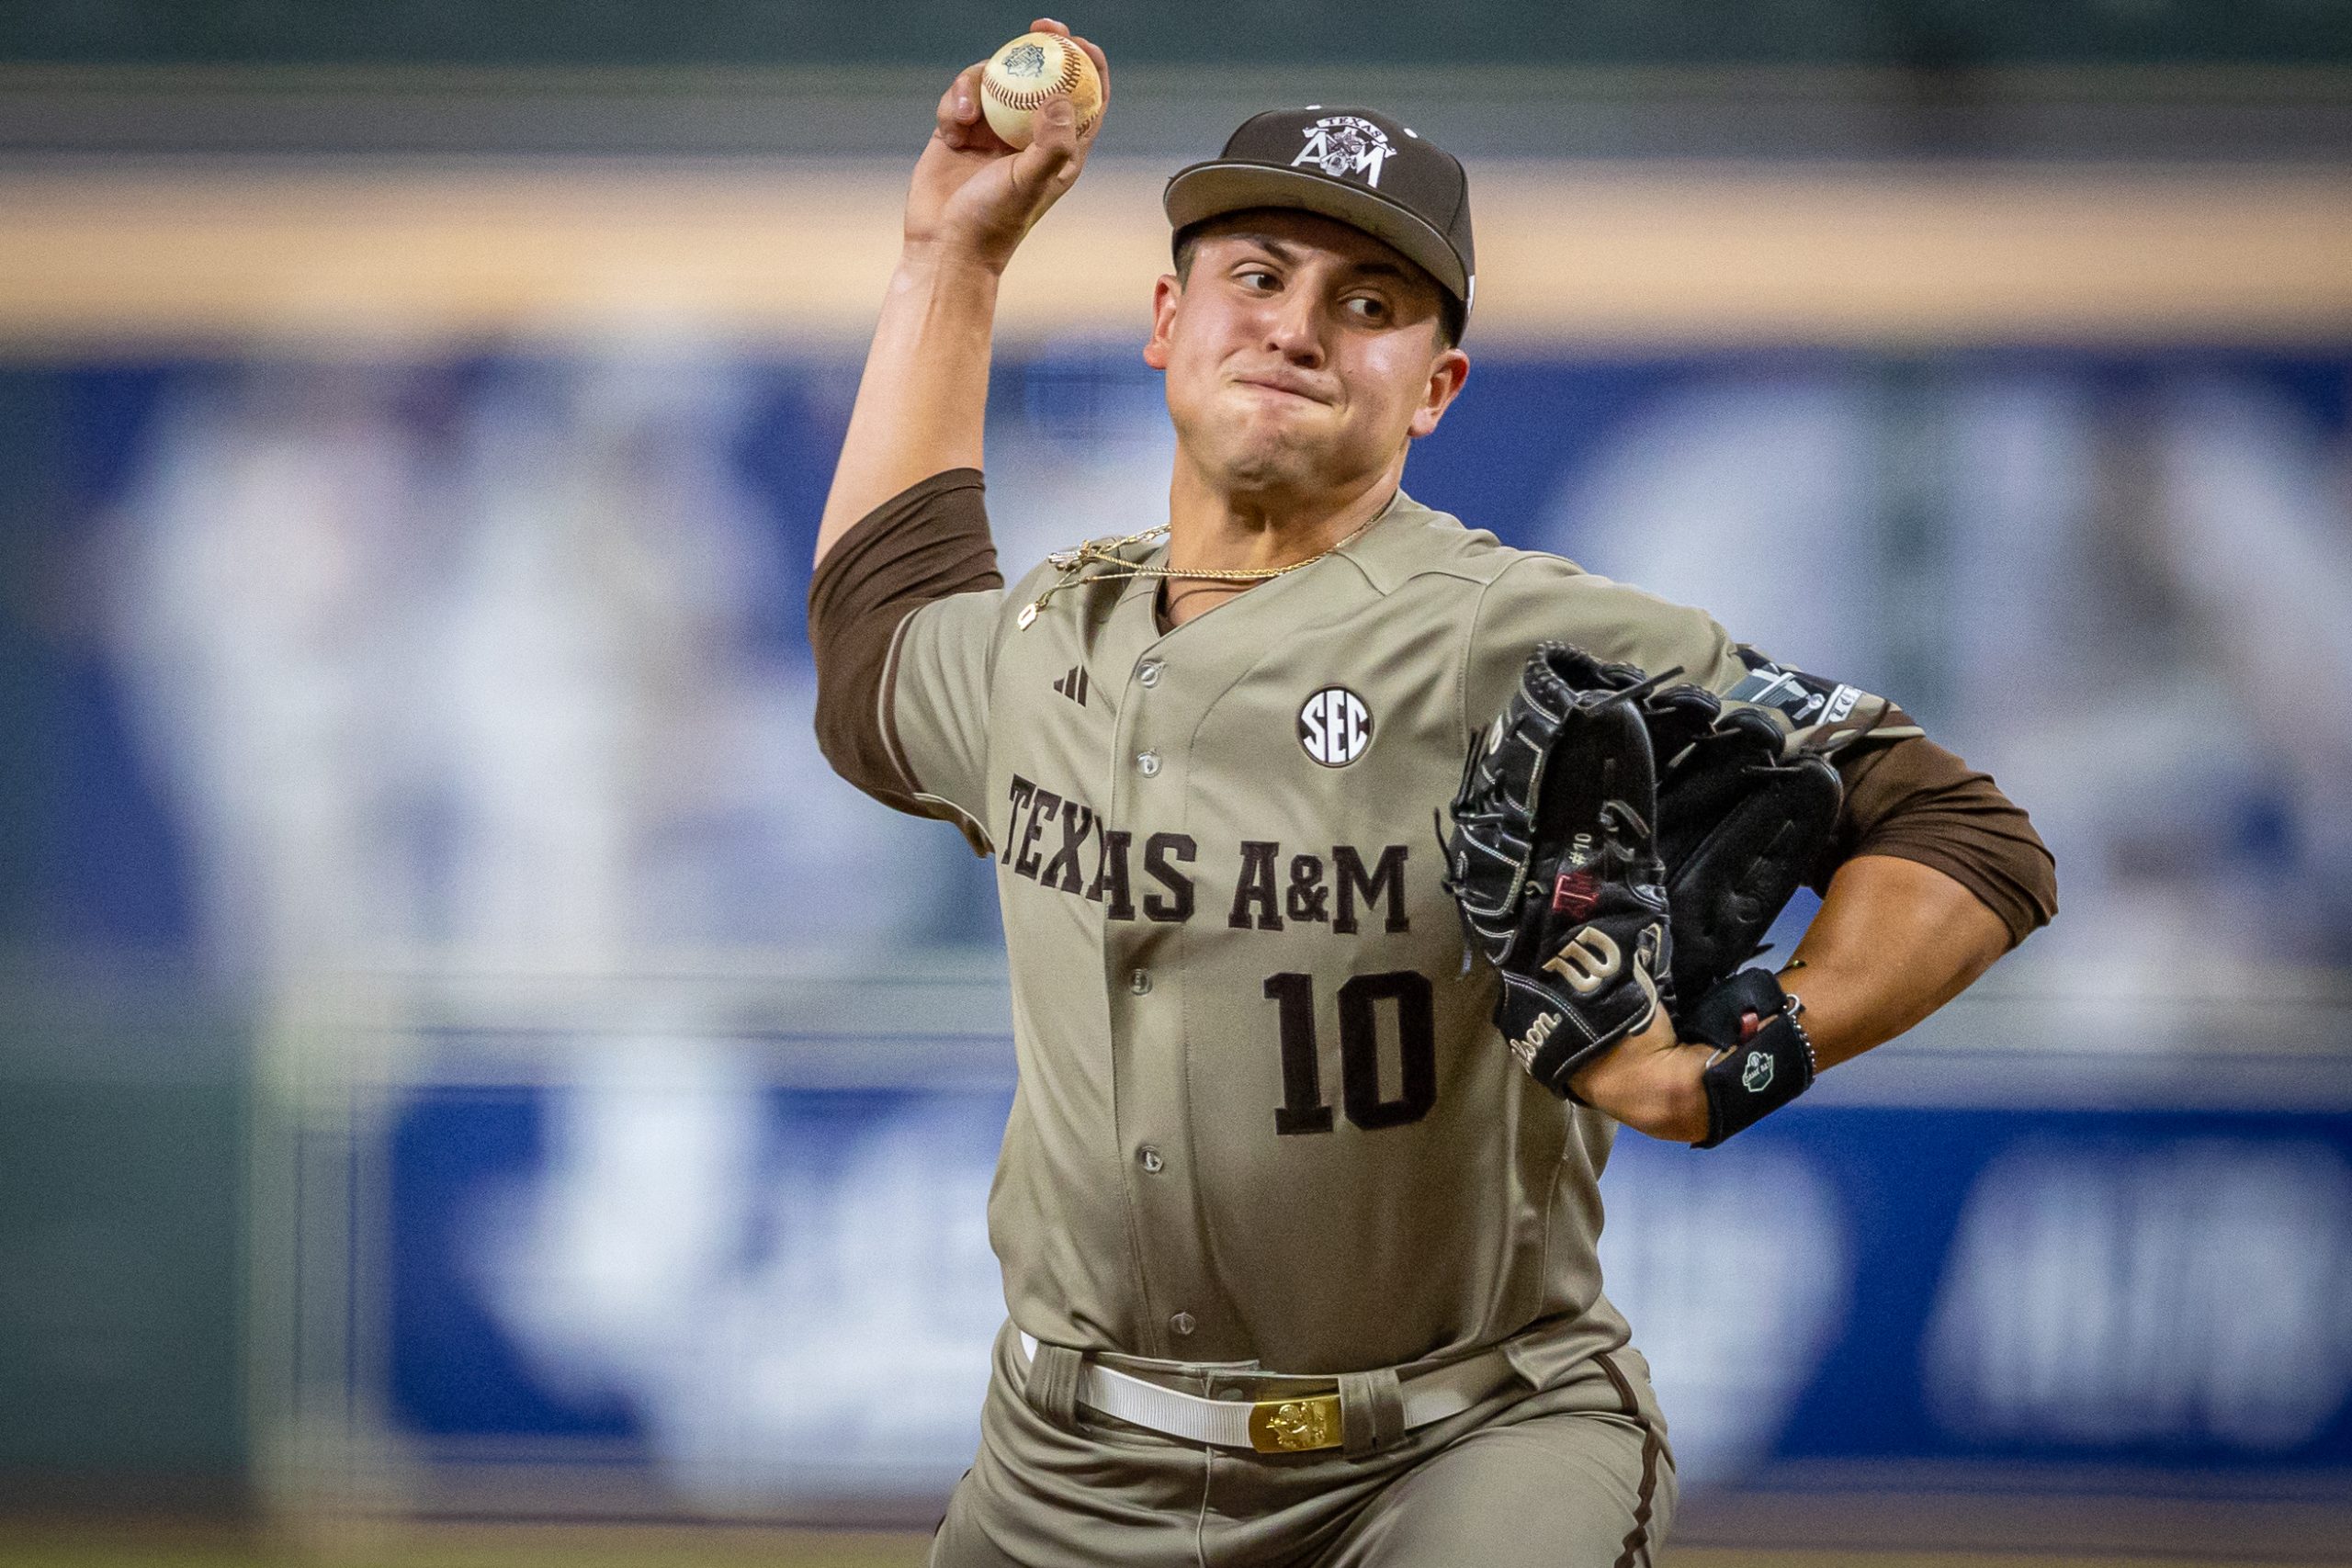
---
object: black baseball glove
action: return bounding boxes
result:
[1655,701,1842,1005]
[1447,644,1842,1141]
[1443,644,1673,1098]
[1652,694,1840,1144]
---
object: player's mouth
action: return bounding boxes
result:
[1230,373,1333,406]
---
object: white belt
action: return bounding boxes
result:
[1018,1331,1518,1454]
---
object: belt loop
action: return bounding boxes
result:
[1023,1340,1086,1427]
[1338,1369,1404,1456]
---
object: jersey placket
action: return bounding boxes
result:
[1085,571,1227,1358]
[1088,560,1365,1362]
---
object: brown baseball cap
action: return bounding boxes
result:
[1163,107,1476,322]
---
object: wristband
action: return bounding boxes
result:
[1685,967,1816,1147]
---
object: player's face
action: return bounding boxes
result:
[1144,211,1469,502]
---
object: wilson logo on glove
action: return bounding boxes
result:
[1510,1011,1559,1068]
[1542,928,1621,995]
[1441,643,1673,1098]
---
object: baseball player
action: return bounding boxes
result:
[809,19,2055,1565]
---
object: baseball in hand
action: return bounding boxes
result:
[980,31,1102,148]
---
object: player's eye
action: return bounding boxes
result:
[1236,267,1281,292]
[1344,295,1391,322]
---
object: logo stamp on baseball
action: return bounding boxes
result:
[981,31,1102,149]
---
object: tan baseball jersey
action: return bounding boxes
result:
[874,485,1908,1377]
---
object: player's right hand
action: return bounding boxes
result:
[1565,1006,1713,1145]
[905,17,1109,274]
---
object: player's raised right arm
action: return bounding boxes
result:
[814,19,1109,571]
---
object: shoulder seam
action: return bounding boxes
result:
[1392,533,1531,591]
[1457,555,1526,757]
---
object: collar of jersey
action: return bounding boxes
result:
[1111,487,1448,604]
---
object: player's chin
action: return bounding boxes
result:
[1212,427,1329,489]
[1237,462,1366,505]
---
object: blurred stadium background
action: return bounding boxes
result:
[4,3,2351,1565]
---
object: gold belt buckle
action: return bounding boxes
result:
[1248,1392,1343,1453]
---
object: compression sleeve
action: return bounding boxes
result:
[1818,734,2057,949]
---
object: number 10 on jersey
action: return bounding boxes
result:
[1263,970,1438,1134]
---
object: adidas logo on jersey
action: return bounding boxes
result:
[1051,665,1090,705]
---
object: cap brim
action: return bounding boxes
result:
[1163,163,1469,310]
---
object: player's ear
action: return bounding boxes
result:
[1408,346,1470,439]
[1142,273,1182,369]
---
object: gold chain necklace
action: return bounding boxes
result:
[1016,513,1382,629]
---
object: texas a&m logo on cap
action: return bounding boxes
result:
[1298,685,1374,766]
[1291,114,1394,188]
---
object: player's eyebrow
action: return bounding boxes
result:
[1227,233,1412,283]
[1224,232,1300,265]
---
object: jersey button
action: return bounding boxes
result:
[1136,1145,1164,1174]
[1137,660,1163,688]
[1129,968,1152,995]
[1170,1312,1196,1338]
[1136,751,1161,776]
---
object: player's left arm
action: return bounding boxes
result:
[1463,556,2056,1143]
[1783,852,2012,1073]
[1775,716,2056,1070]
[1571,728,2053,1144]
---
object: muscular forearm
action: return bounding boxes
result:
[1778,852,2009,1069]
[816,250,1001,570]
[1571,853,2010,1141]
[814,28,1104,571]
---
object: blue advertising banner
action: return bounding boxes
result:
[381,1073,2352,1504]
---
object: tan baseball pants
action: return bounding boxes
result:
[930,1320,1676,1568]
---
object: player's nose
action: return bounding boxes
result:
[1250,276,1326,364]
[1261,288,1328,368]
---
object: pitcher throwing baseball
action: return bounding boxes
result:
[810,18,2056,1564]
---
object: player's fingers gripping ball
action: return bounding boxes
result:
[981,31,1102,148]
[1445,643,1674,1098]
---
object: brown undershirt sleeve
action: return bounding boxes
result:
[808,468,1001,814]
[1815,731,2058,950]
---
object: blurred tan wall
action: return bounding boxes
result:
[3,159,2349,353]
